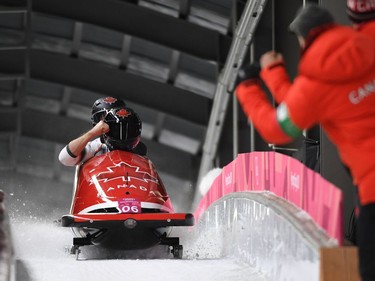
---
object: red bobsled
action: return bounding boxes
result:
[61,150,194,258]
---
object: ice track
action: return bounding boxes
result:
[12,219,266,281]
[4,168,335,281]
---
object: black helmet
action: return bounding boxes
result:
[91,97,126,125]
[103,107,142,151]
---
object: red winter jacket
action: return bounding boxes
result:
[356,19,375,41]
[236,25,375,205]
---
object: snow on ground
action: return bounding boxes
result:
[11,218,266,281]
[4,169,267,281]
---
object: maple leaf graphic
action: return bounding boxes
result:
[103,97,118,104]
[89,160,159,186]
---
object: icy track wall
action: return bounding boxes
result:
[0,190,14,281]
[192,151,342,280]
[189,192,337,281]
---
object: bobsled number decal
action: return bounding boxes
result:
[118,198,141,214]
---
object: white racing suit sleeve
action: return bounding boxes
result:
[58,138,105,166]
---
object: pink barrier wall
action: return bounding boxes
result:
[194,151,343,245]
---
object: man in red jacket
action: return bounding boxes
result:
[235,4,375,281]
[347,0,375,40]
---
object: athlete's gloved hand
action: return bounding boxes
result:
[92,120,110,137]
[234,62,261,89]
[260,51,284,69]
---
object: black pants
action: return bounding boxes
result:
[357,203,375,281]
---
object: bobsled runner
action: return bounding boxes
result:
[61,150,194,259]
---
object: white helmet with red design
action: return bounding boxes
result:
[103,107,142,151]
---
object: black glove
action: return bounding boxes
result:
[235,62,261,87]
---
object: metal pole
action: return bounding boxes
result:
[193,0,268,210]
[232,0,239,160]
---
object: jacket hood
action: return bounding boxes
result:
[299,25,375,82]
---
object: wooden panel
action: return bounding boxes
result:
[320,247,361,281]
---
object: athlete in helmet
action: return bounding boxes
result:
[102,107,142,152]
[91,96,127,126]
[58,97,147,167]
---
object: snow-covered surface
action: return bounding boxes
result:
[198,167,222,196]
[3,170,265,281]
[3,170,334,281]
[11,219,266,281]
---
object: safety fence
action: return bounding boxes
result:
[194,151,343,245]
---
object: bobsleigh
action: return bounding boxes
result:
[61,150,194,258]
